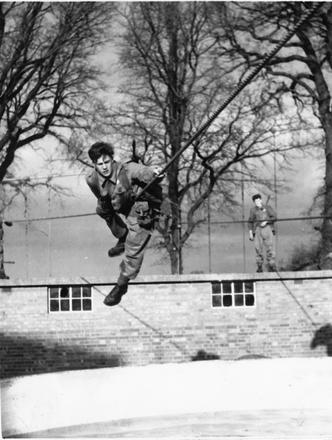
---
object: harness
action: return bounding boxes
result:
[110,162,161,228]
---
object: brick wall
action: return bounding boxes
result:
[1,272,332,378]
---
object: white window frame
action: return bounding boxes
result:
[48,285,93,313]
[211,280,256,309]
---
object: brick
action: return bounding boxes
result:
[1,273,332,377]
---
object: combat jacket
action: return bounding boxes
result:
[86,160,162,218]
[248,204,276,233]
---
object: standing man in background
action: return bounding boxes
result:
[248,193,277,272]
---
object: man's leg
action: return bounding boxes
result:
[104,216,152,306]
[262,226,276,271]
[254,229,264,272]
[96,200,128,256]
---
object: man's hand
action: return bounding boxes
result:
[249,230,254,241]
[152,166,165,182]
[260,221,267,227]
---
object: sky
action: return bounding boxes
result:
[1,11,326,281]
[3,145,324,280]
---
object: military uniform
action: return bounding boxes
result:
[248,204,276,271]
[86,160,162,286]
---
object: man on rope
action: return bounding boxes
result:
[248,193,276,272]
[86,142,163,306]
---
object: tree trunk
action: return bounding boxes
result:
[0,220,8,279]
[294,11,332,269]
[168,207,183,275]
[318,5,332,268]
[168,170,182,274]
[320,112,332,269]
[0,183,8,279]
[170,245,179,274]
[165,3,185,275]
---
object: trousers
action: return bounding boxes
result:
[96,198,127,239]
[254,225,275,268]
[96,198,152,284]
[119,215,152,283]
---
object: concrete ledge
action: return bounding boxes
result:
[1,270,332,287]
[2,358,332,437]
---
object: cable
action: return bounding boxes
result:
[5,212,330,224]
[209,215,329,225]
[134,3,322,202]
[6,213,96,223]
[2,173,83,183]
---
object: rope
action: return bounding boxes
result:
[275,269,318,329]
[135,3,322,201]
[81,275,318,354]
[80,276,191,358]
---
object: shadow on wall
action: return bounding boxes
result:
[310,324,332,356]
[236,354,269,360]
[191,350,220,361]
[0,333,122,379]
[191,350,270,362]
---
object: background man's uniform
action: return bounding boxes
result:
[86,160,162,287]
[248,203,276,271]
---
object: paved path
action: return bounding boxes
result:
[2,358,332,438]
[12,408,332,438]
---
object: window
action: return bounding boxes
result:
[211,281,255,308]
[48,286,92,313]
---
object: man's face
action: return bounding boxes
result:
[95,154,112,177]
[254,197,263,208]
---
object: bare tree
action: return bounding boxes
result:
[212,1,332,268]
[104,2,314,274]
[0,2,115,277]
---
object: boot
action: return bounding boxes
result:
[108,231,128,257]
[268,263,276,272]
[104,283,128,306]
[256,265,263,273]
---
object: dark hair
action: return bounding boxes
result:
[88,142,114,163]
[252,193,262,201]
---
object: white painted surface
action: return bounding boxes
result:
[1,358,332,437]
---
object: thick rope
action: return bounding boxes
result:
[135,3,322,201]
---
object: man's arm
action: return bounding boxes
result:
[267,205,277,222]
[248,208,255,230]
[266,205,277,234]
[86,171,100,199]
[248,208,255,241]
[125,162,163,206]
[125,162,156,184]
